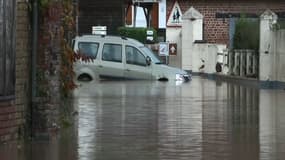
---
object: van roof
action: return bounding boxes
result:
[75,35,144,47]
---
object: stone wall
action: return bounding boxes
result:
[167,0,285,45]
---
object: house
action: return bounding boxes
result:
[166,0,285,46]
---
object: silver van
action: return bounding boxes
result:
[73,35,190,82]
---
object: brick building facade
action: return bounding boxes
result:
[167,0,285,45]
[0,0,30,142]
[1,0,72,143]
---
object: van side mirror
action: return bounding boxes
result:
[146,56,152,66]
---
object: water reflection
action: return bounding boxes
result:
[201,82,260,160]
[259,90,285,160]
[0,127,78,160]
[1,77,285,160]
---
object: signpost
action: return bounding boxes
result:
[159,42,169,64]
[146,30,154,42]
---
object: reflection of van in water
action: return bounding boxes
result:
[73,35,190,82]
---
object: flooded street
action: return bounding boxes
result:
[1,77,285,160]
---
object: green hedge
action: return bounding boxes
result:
[233,17,260,51]
[117,27,157,44]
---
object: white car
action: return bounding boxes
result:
[73,35,190,82]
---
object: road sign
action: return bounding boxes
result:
[159,42,169,56]
[169,43,177,55]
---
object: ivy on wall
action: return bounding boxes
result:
[37,0,76,98]
[60,0,77,98]
[36,0,77,129]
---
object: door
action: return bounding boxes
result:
[75,41,100,79]
[124,45,152,80]
[98,43,124,79]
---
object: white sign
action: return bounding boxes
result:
[146,36,154,41]
[159,42,169,56]
[146,30,154,35]
[167,1,182,27]
[92,26,107,35]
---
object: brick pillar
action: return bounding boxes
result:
[32,1,63,137]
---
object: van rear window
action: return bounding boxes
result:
[78,42,99,58]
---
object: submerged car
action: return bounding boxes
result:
[73,35,191,82]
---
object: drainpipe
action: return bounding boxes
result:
[31,0,38,137]
[31,0,38,100]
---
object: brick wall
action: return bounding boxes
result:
[167,0,285,45]
[15,0,30,139]
[0,0,30,143]
[0,100,18,142]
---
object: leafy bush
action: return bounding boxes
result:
[233,17,260,51]
[117,27,157,44]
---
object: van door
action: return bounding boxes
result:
[98,43,124,79]
[124,45,152,80]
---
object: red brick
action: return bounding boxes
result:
[0,106,17,115]
[0,126,18,136]
[0,100,14,107]
[0,119,18,129]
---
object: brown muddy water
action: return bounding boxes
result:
[1,77,285,160]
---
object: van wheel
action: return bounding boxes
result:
[78,74,92,82]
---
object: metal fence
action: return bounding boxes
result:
[0,0,16,97]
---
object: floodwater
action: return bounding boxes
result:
[1,77,285,160]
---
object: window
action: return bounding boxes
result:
[78,42,99,58]
[102,43,122,63]
[0,0,16,98]
[126,46,147,66]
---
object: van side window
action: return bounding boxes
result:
[126,46,146,66]
[102,44,122,63]
[78,42,99,58]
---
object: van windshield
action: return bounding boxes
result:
[141,47,163,64]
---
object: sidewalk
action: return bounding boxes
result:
[194,72,285,90]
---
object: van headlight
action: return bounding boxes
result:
[176,74,184,81]
[176,74,190,81]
